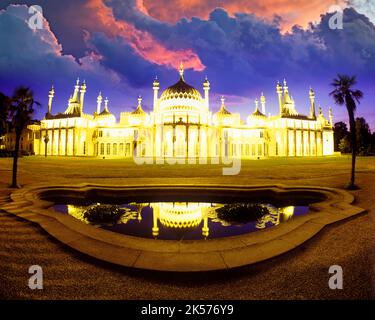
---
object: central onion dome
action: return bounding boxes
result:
[159,63,202,102]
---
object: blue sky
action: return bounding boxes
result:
[0,1,374,129]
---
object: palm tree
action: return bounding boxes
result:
[9,87,40,188]
[330,75,363,189]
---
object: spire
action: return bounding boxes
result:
[283,78,292,104]
[104,97,109,112]
[203,76,210,87]
[217,96,231,115]
[47,85,54,114]
[96,91,102,114]
[80,80,86,110]
[153,76,159,88]
[153,76,159,112]
[220,96,225,110]
[179,61,184,79]
[309,86,316,119]
[72,78,80,102]
[254,98,259,112]
[329,107,333,125]
[276,81,283,115]
[260,92,266,114]
[203,76,210,109]
[133,95,146,114]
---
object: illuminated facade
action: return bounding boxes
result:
[27,64,334,159]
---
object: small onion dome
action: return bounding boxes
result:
[250,98,266,118]
[216,96,231,115]
[99,97,113,116]
[132,96,146,115]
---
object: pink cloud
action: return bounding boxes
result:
[142,0,348,32]
[85,0,205,71]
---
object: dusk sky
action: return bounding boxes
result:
[0,0,374,130]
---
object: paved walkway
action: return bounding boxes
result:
[0,157,374,299]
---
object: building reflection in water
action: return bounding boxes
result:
[65,202,299,239]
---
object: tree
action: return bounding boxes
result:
[9,87,40,188]
[338,136,351,153]
[0,92,10,137]
[330,75,363,189]
[333,121,349,152]
[355,117,372,155]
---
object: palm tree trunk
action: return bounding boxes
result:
[348,108,357,189]
[11,132,21,188]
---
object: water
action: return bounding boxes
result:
[53,201,309,240]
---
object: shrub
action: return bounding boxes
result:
[83,204,123,224]
[216,203,269,224]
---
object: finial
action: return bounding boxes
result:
[255,98,259,111]
[179,61,184,77]
[138,95,142,106]
[221,95,225,105]
[76,78,80,85]
[276,81,282,92]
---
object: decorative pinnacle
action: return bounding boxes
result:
[97,91,102,102]
[76,78,80,85]
[138,95,142,106]
[49,85,54,96]
[260,93,265,104]
[221,95,225,106]
[179,61,184,77]
[309,86,315,97]
[276,81,282,92]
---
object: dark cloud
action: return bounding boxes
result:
[0,2,374,129]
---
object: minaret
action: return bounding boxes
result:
[329,107,333,125]
[276,81,283,115]
[72,78,80,102]
[104,97,109,112]
[309,87,316,119]
[153,76,159,111]
[260,92,266,114]
[96,92,102,114]
[203,76,210,109]
[47,85,54,115]
[80,80,86,111]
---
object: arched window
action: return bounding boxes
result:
[106,143,111,155]
[113,143,117,155]
[100,143,104,155]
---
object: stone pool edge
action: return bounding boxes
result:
[0,183,365,272]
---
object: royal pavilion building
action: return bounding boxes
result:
[22,64,334,160]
